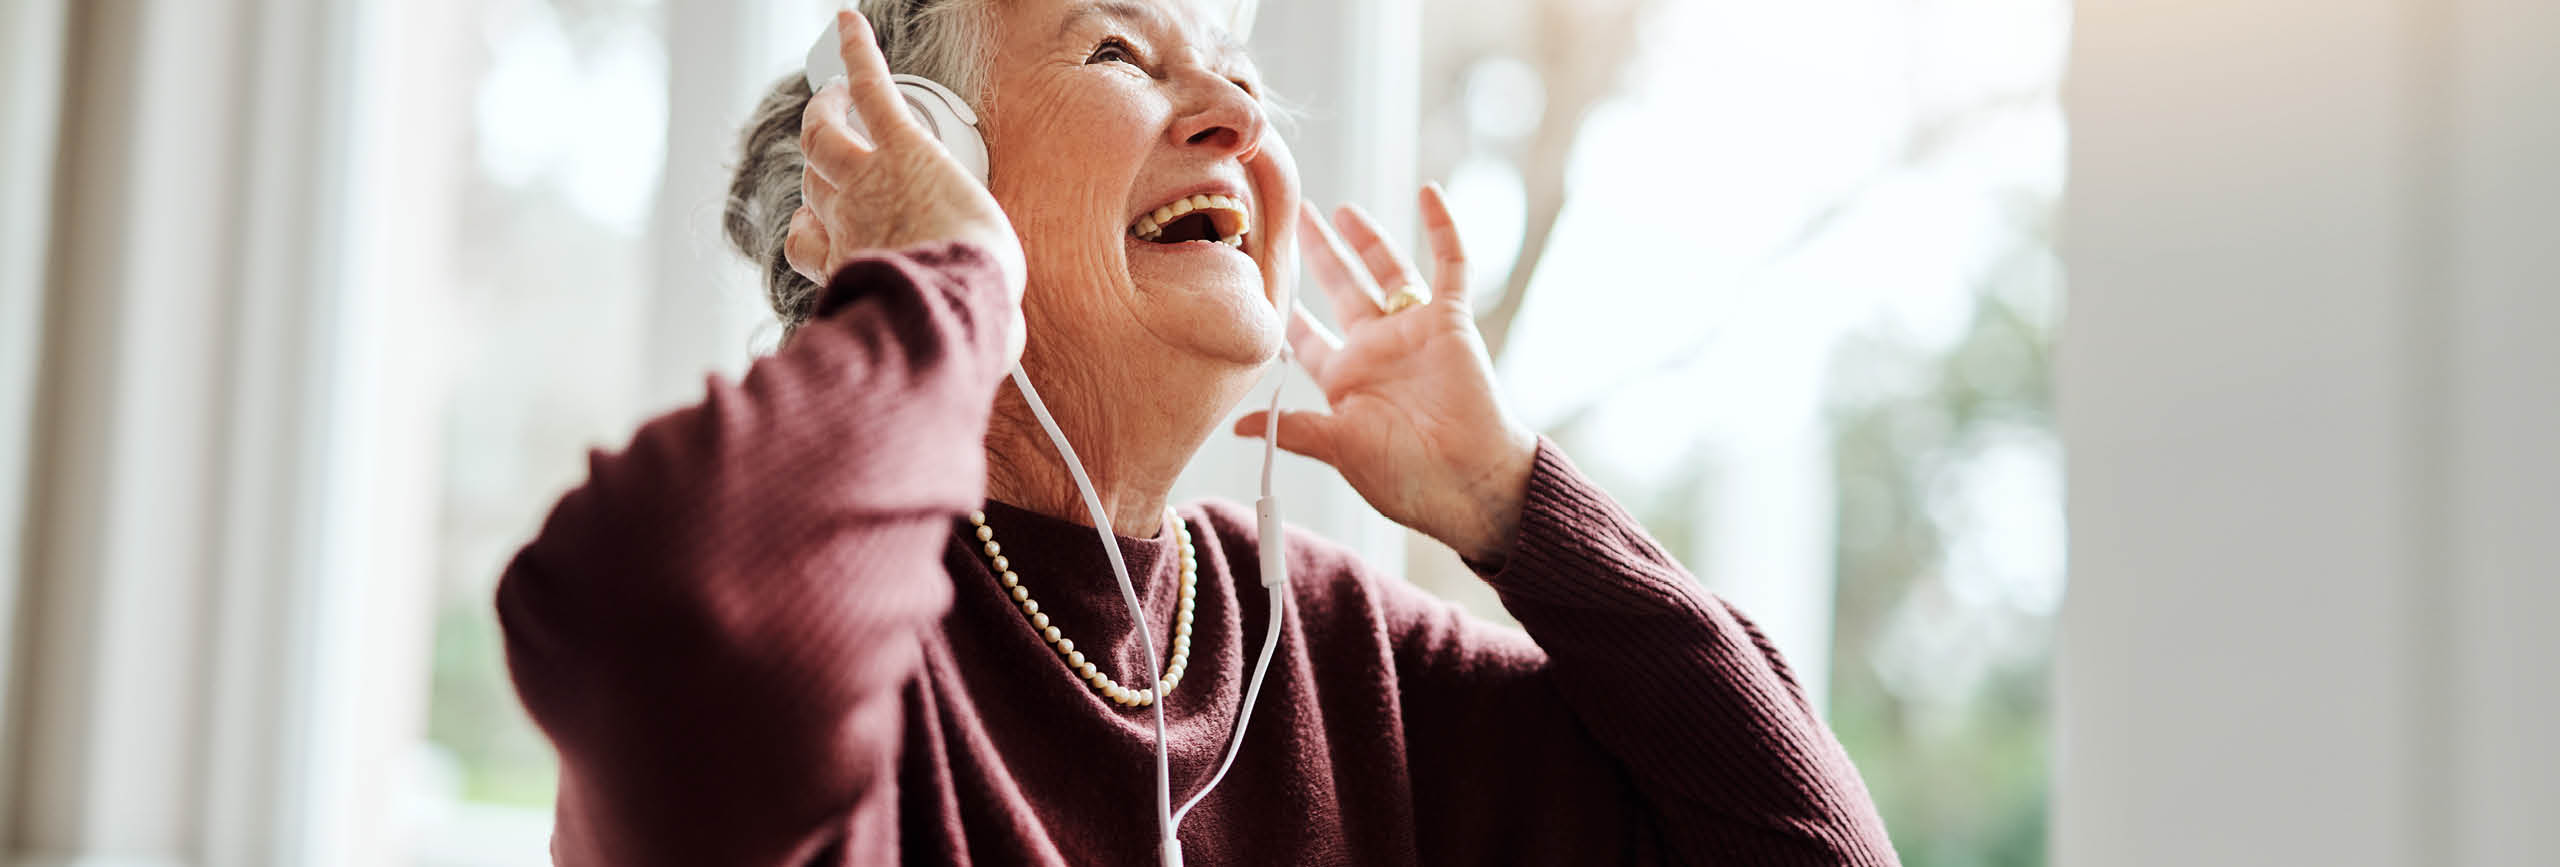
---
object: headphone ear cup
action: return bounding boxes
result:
[890,76,991,186]
[806,21,989,185]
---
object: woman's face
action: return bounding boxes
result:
[981,0,1298,373]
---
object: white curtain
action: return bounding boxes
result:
[1,0,372,862]
[0,0,66,851]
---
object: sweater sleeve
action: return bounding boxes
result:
[494,242,1012,867]
[1390,438,1898,865]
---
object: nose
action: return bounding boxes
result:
[1166,69,1265,160]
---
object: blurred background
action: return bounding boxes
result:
[1,0,2552,865]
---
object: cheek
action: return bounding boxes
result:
[988,80,1157,242]
[988,75,1157,194]
[983,78,1161,339]
[992,108,1100,226]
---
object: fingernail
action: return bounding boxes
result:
[824,74,848,91]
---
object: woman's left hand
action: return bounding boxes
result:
[1234,185,1539,566]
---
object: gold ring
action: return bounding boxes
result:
[1381,286,1428,314]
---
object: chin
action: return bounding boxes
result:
[1141,275,1283,369]
[1119,235,1283,368]
[1210,298,1286,366]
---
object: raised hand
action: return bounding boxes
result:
[1235,185,1539,565]
[785,9,1026,362]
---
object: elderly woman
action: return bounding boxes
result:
[497,1,1896,864]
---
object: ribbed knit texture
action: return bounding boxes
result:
[498,243,1899,866]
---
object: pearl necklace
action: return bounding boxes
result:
[968,507,1196,707]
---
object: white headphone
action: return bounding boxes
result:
[806,18,1291,867]
[803,20,989,184]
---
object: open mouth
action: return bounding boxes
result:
[1129,194,1250,248]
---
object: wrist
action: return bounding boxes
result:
[1451,430,1539,565]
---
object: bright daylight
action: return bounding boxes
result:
[4,0,2553,864]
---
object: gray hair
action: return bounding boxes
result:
[723,0,998,344]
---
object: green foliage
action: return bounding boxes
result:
[1824,262,2057,867]
[428,597,560,808]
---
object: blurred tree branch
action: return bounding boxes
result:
[1419,0,1650,361]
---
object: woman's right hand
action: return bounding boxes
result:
[786,9,1026,364]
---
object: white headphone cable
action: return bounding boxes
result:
[808,15,1287,864]
[1006,365,1177,859]
[1171,359,1293,827]
[999,232,1298,867]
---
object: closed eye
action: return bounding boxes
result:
[1087,37,1138,66]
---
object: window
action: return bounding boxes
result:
[397,0,679,861]
[373,0,2062,862]
[1411,0,2069,862]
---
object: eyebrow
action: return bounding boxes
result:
[1058,1,1252,61]
[1057,1,1163,39]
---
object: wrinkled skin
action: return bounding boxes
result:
[793,0,1536,562]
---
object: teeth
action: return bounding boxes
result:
[1130,193,1252,244]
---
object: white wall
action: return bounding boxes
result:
[2056,0,2559,863]
[2441,0,2560,858]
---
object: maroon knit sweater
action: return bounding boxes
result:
[498,242,1898,866]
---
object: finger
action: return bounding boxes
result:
[800,75,868,185]
[800,162,841,239]
[1330,203,1428,304]
[1287,302,1339,379]
[800,161,838,213]
[785,206,831,283]
[1296,202,1383,328]
[1231,409,1343,465]
[835,9,925,146]
[1417,183,1471,305]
